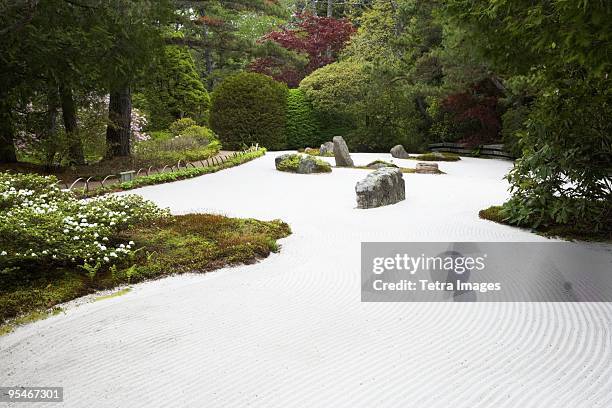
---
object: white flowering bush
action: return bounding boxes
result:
[0,173,168,273]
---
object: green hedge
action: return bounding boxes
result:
[210,73,288,150]
[285,89,319,149]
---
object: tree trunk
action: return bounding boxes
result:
[59,83,85,165]
[325,0,334,59]
[0,96,17,163]
[44,86,60,168]
[105,86,132,158]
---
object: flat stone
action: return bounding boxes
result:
[333,136,354,167]
[416,162,439,174]
[390,145,410,159]
[355,167,405,209]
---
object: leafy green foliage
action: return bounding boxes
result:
[502,78,612,231]
[443,0,612,232]
[285,89,319,149]
[501,105,529,158]
[210,73,288,150]
[134,138,220,168]
[169,118,198,136]
[141,45,210,130]
[299,59,369,144]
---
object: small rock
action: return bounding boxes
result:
[333,136,354,167]
[416,162,439,174]
[390,145,410,159]
[355,167,405,209]
[320,141,334,155]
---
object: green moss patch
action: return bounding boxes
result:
[414,152,461,161]
[0,214,291,328]
[93,288,132,302]
[365,160,398,168]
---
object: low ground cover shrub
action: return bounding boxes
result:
[0,173,168,276]
[85,148,267,195]
[133,122,220,167]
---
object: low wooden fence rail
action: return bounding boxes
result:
[62,145,259,192]
[428,142,515,160]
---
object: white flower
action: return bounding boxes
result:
[0,251,6,256]
[103,256,110,262]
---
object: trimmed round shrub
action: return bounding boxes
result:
[210,73,288,150]
[285,89,319,149]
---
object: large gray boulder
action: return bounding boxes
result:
[390,144,410,159]
[319,141,334,155]
[355,167,405,209]
[333,136,354,167]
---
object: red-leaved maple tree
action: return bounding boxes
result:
[439,79,503,146]
[250,13,355,87]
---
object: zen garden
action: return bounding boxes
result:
[0,1,611,407]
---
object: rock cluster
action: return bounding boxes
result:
[275,154,331,174]
[355,167,405,209]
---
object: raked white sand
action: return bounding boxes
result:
[1,152,611,407]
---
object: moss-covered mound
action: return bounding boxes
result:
[415,152,461,161]
[366,160,398,169]
[275,154,332,174]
